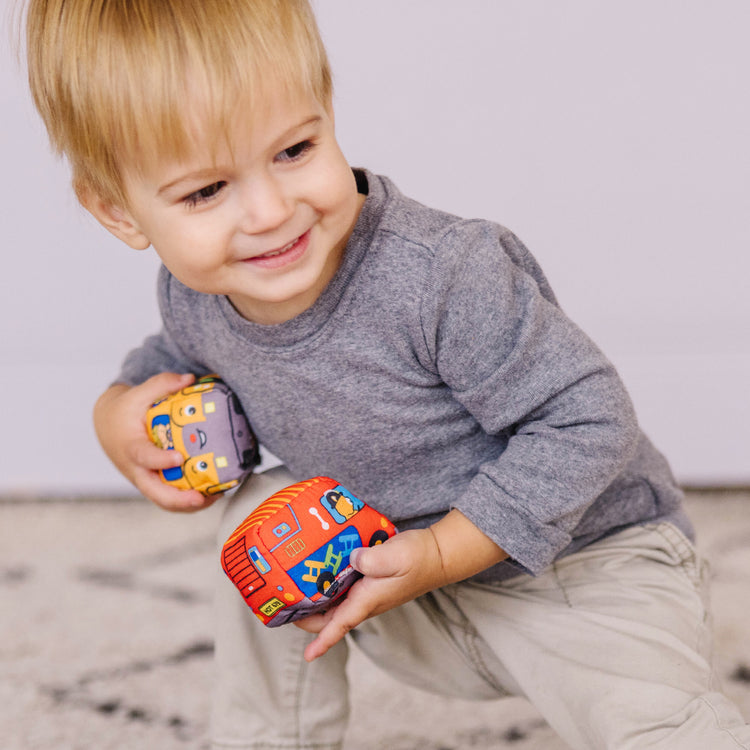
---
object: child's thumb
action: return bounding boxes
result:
[349,543,398,578]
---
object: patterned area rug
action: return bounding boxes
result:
[1,490,748,749]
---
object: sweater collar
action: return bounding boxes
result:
[216,169,393,348]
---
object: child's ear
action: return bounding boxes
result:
[77,185,151,250]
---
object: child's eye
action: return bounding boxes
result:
[277,140,314,163]
[183,181,226,207]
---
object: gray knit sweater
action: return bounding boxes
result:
[119,169,691,580]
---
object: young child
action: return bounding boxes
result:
[24,1,749,748]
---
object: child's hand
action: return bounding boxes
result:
[295,509,508,661]
[295,528,446,661]
[93,372,212,512]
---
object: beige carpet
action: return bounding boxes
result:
[1,489,748,749]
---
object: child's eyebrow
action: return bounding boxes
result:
[158,168,226,198]
[278,114,323,139]
[156,115,323,198]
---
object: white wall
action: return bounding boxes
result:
[2,1,748,495]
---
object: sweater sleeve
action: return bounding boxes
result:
[116,265,209,386]
[420,222,639,575]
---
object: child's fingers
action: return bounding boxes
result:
[131,439,185,471]
[301,530,445,661]
[295,541,406,649]
[293,613,328,635]
[301,580,382,661]
[135,371,196,408]
[302,603,363,661]
[134,468,212,512]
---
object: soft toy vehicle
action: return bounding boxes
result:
[222,476,397,626]
[146,375,259,495]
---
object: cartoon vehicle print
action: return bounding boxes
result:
[146,375,259,495]
[221,476,397,627]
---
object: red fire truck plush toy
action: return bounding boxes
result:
[221,476,397,627]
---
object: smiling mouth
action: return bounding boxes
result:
[259,238,300,259]
[246,230,311,268]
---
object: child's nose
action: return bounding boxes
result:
[238,174,294,234]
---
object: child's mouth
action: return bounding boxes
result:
[246,230,311,269]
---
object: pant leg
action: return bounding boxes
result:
[350,584,520,700]
[354,523,750,749]
[455,523,750,750]
[211,467,351,750]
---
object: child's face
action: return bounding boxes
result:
[100,88,364,325]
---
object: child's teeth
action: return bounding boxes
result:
[265,239,296,258]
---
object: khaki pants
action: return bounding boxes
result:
[211,467,750,750]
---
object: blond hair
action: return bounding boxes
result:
[25,0,332,208]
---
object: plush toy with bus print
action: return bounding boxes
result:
[222,476,398,626]
[146,375,259,495]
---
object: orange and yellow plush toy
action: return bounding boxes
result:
[146,375,259,495]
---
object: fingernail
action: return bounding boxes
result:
[349,548,362,570]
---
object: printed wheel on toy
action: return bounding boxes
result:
[317,570,338,597]
[205,479,240,495]
[368,530,389,546]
